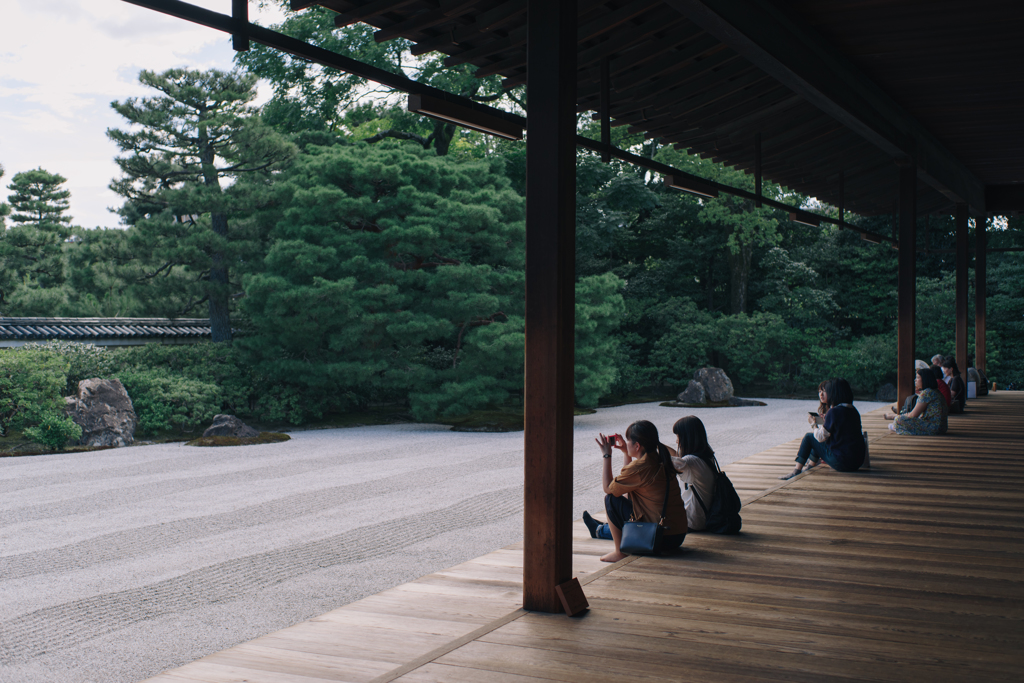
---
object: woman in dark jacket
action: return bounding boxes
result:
[779,378,867,480]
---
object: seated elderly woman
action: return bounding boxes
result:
[884,369,945,436]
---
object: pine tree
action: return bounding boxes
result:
[240,141,527,419]
[0,163,12,230]
[108,68,295,341]
[0,167,74,312]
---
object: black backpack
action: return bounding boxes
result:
[690,458,742,534]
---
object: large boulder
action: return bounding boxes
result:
[677,380,707,405]
[64,378,137,448]
[875,383,897,403]
[695,367,734,403]
[203,414,260,439]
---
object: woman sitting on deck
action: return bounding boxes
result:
[586,416,717,538]
[670,416,718,532]
[586,420,688,562]
[779,378,867,480]
[884,369,945,436]
[943,358,967,414]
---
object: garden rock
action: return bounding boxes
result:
[695,367,734,403]
[64,378,137,448]
[203,414,260,439]
[678,380,707,405]
[875,383,897,403]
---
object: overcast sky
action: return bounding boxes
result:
[0,0,286,230]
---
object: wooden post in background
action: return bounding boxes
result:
[897,162,917,408]
[955,203,969,376]
[523,0,577,613]
[975,215,987,374]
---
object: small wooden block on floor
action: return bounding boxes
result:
[554,577,588,616]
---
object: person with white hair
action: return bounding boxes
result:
[931,354,944,368]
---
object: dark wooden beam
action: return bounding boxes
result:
[523,0,576,614]
[897,162,917,408]
[975,216,987,374]
[665,0,987,211]
[985,184,1024,214]
[955,203,969,377]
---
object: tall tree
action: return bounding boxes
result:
[655,148,785,314]
[0,163,9,229]
[108,68,295,341]
[241,140,527,419]
[0,167,74,311]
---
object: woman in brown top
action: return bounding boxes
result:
[593,420,688,562]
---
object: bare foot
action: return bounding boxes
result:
[883,412,896,420]
[600,551,628,563]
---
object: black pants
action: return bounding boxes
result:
[604,493,685,553]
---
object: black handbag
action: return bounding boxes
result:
[619,462,672,555]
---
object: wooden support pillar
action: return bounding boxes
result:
[523,0,576,614]
[754,132,762,208]
[838,169,844,225]
[975,215,987,374]
[600,56,611,163]
[896,162,917,408]
[232,0,249,51]
[955,203,969,376]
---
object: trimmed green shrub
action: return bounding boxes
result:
[117,369,223,434]
[0,347,69,436]
[31,340,118,395]
[24,413,82,450]
[802,332,898,395]
[575,273,627,408]
[710,312,810,389]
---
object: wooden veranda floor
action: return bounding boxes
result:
[146,392,1024,683]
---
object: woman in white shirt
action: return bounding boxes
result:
[669,416,717,532]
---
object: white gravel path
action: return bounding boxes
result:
[0,397,888,683]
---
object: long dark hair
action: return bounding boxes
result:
[917,368,938,391]
[625,420,673,472]
[827,378,855,405]
[672,416,716,470]
[941,358,961,377]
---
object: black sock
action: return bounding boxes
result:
[583,511,603,539]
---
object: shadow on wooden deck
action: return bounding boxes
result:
[146,392,1024,683]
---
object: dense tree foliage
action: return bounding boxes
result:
[3,26,1023,444]
[107,68,296,341]
[0,168,74,314]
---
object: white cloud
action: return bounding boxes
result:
[0,0,286,229]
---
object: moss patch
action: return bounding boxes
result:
[185,432,292,447]
[0,430,118,458]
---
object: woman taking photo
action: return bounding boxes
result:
[780,378,867,480]
[589,420,687,562]
[884,369,944,436]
